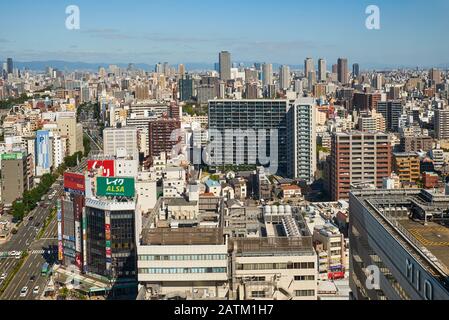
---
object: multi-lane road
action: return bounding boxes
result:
[0,125,100,300]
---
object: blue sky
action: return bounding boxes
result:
[1,0,449,68]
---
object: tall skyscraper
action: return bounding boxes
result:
[352,63,360,78]
[262,63,273,86]
[279,65,291,90]
[304,58,314,78]
[6,58,13,74]
[330,131,392,200]
[178,64,185,76]
[429,68,442,85]
[219,51,231,81]
[318,58,327,82]
[337,58,349,84]
[287,98,316,183]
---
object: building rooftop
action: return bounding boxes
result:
[351,188,449,289]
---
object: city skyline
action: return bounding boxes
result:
[1,0,449,68]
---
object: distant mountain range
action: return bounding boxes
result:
[4,60,449,72]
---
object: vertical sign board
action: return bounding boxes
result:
[82,207,87,271]
[57,199,63,261]
[74,194,84,271]
[36,130,51,170]
[105,211,112,272]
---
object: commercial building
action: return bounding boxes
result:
[330,132,392,201]
[349,189,449,300]
[137,199,317,300]
[392,152,421,183]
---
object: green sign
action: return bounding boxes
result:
[96,177,135,198]
[1,153,23,160]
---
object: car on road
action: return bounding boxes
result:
[20,287,28,297]
[0,273,6,280]
[30,275,36,282]
[33,286,40,294]
[28,216,34,221]
[34,222,40,227]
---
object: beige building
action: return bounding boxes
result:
[56,112,83,156]
[1,152,31,207]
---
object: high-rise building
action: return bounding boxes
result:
[178,75,194,102]
[434,108,449,140]
[178,64,185,77]
[304,58,314,79]
[429,68,442,85]
[279,65,291,90]
[262,63,273,86]
[330,132,392,201]
[208,100,289,174]
[318,59,327,82]
[6,58,13,74]
[352,63,360,78]
[219,51,231,82]
[337,58,349,85]
[287,98,316,183]
[349,189,449,300]
[376,101,404,132]
[148,118,181,160]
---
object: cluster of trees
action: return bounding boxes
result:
[11,151,84,221]
[83,136,91,157]
[183,104,207,116]
[11,173,57,221]
[0,93,29,109]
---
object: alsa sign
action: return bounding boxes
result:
[96,177,135,198]
[88,160,115,177]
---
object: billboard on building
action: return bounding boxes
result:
[36,130,51,170]
[88,159,115,177]
[1,152,23,160]
[96,177,135,197]
[105,211,112,272]
[64,172,85,194]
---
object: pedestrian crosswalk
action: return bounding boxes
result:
[30,249,57,255]
[30,250,45,255]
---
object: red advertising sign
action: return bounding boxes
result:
[106,248,112,256]
[328,271,345,280]
[64,173,85,193]
[75,253,82,269]
[88,160,115,177]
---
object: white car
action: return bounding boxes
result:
[0,273,6,280]
[33,286,40,294]
[20,286,28,297]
